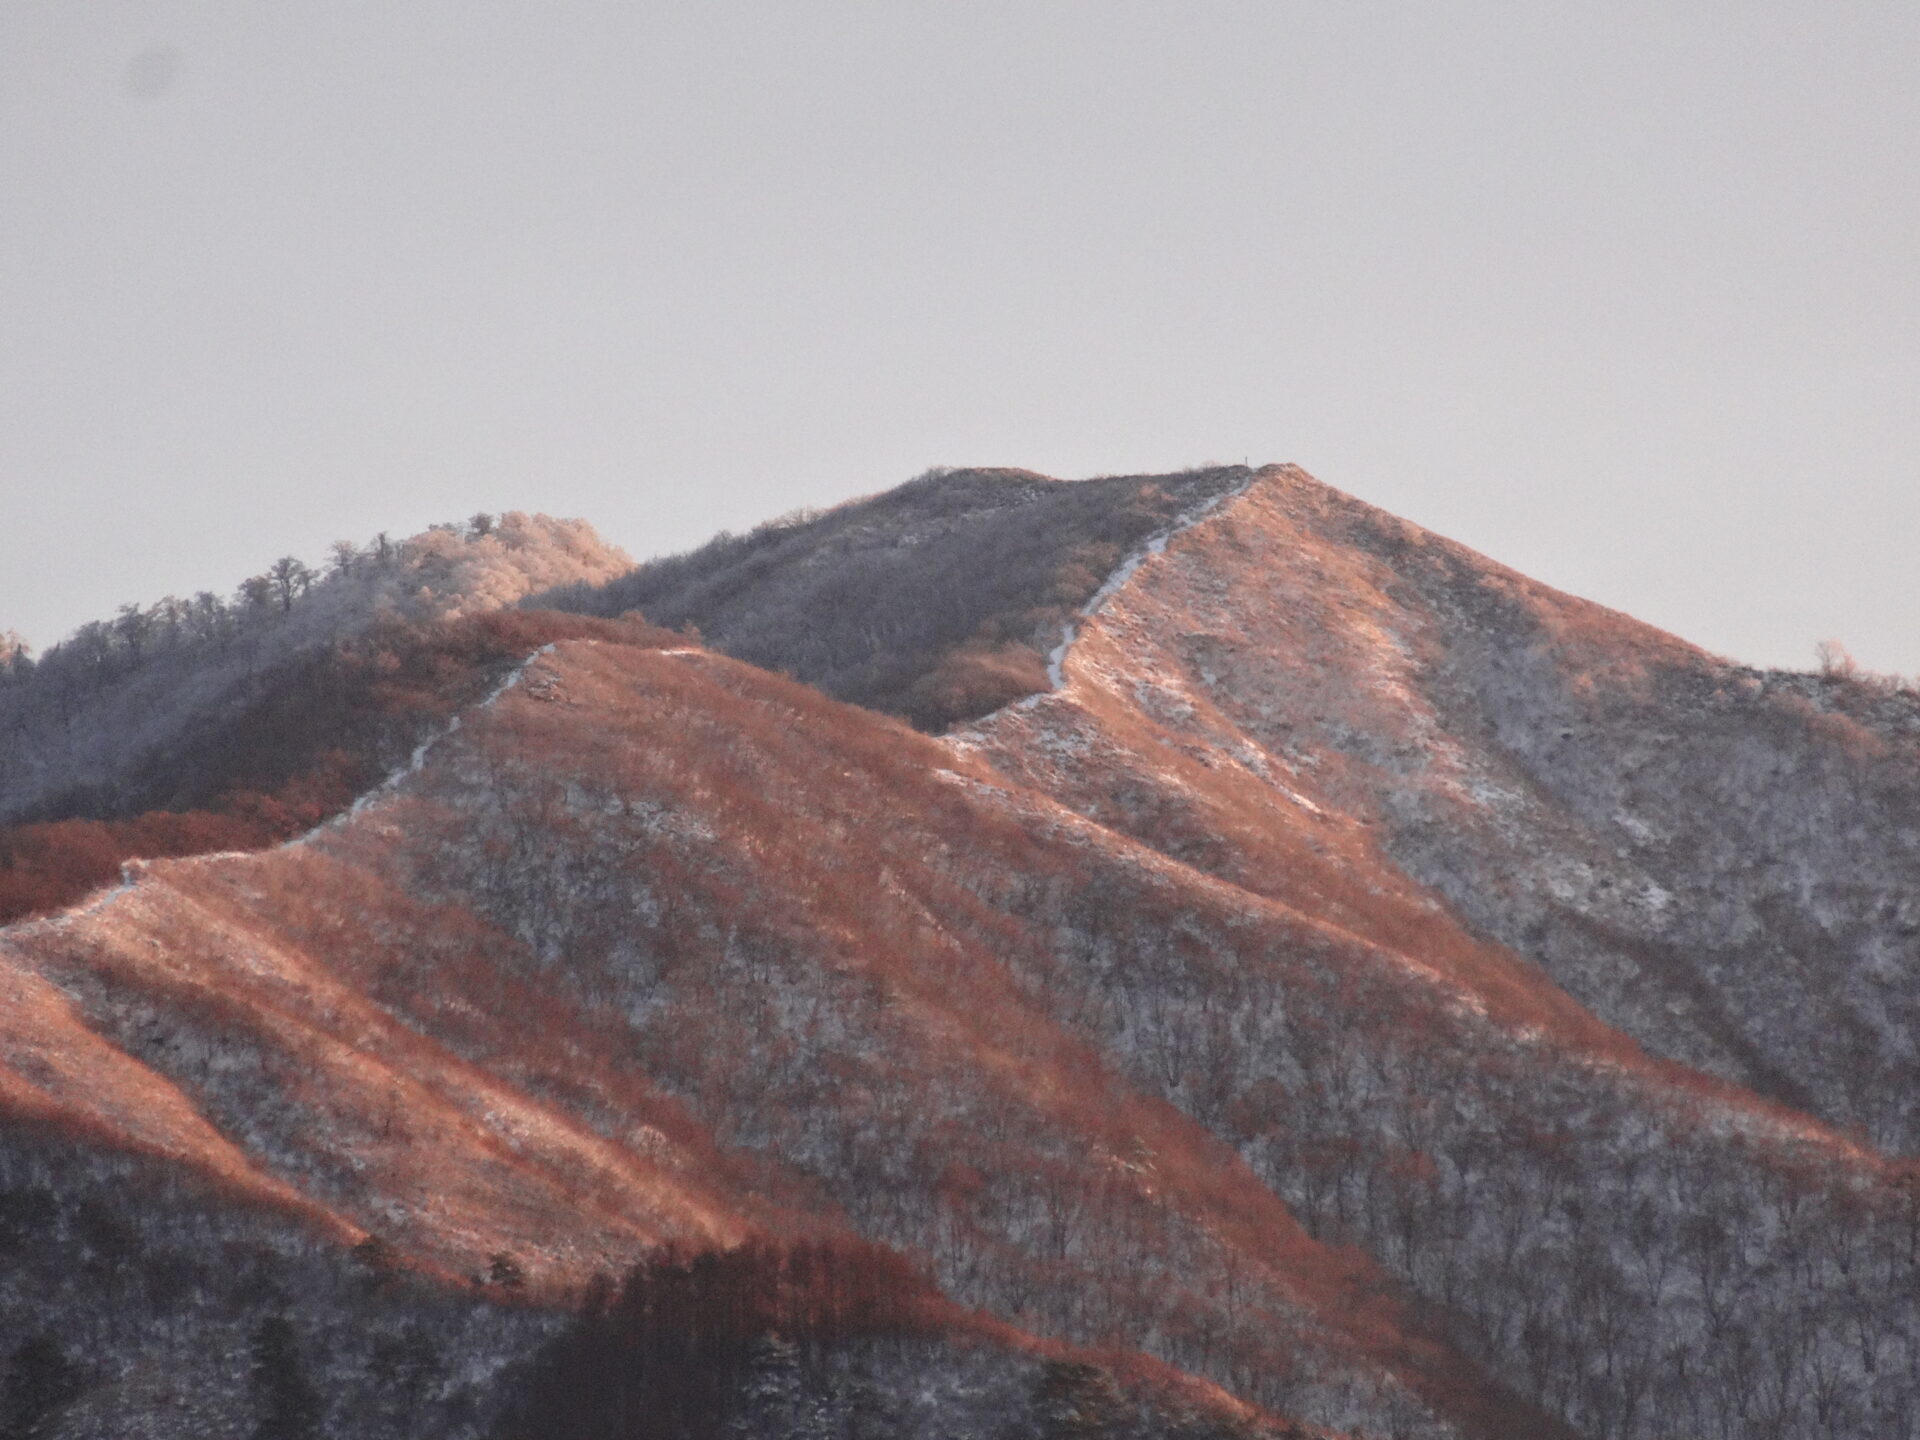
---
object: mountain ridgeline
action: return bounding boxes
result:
[538,465,1251,730]
[0,465,1914,1440]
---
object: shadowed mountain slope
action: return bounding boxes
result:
[540,465,1250,730]
[0,610,665,924]
[0,511,642,925]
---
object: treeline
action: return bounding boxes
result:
[498,1239,1287,1440]
[539,467,1250,731]
[1810,638,1920,699]
[0,521,473,698]
[0,512,630,831]
[0,512,613,706]
[499,1238,945,1440]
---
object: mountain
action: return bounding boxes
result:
[0,467,1914,1439]
[537,465,1248,731]
[0,515,634,923]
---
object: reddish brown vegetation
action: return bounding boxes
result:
[8,466,1916,1438]
[0,810,278,923]
[366,639,1570,1436]
[0,610,672,924]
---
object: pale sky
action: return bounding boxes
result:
[3,3,1916,674]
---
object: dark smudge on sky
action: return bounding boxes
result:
[122,46,181,101]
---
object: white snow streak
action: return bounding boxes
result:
[1034,474,1256,700]
[339,643,559,826]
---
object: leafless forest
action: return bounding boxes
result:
[0,467,1914,1438]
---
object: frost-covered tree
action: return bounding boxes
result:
[1033,1359,1125,1440]
[729,1336,812,1439]
[113,602,154,661]
[237,574,276,618]
[0,632,30,686]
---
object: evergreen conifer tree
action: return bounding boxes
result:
[250,1316,324,1440]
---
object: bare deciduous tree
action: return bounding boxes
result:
[267,556,315,613]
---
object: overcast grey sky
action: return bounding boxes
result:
[3,3,1915,673]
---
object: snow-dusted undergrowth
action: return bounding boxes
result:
[1036,472,1257,697]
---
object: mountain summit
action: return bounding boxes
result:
[0,466,1913,1439]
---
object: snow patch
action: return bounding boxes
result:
[1275,784,1324,817]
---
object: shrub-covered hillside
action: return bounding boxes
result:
[540,466,1249,730]
[0,513,631,829]
[0,516,639,924]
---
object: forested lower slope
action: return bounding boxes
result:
[1,633,1550,1439]
[0,464,1914,1438]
